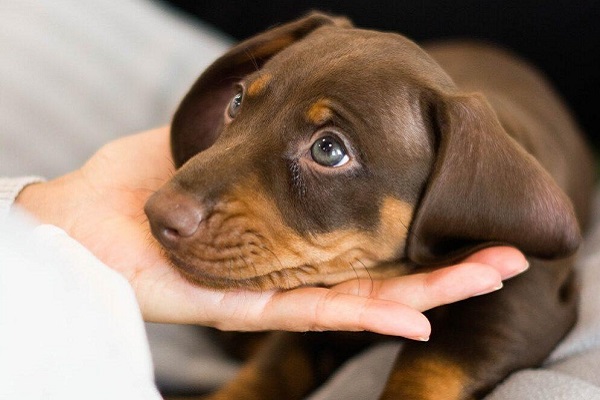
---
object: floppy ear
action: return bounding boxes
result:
[171,12,352,167]
[407,93,581,265]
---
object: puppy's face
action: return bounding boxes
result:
[145,14,580,290]
[149,29,438,289]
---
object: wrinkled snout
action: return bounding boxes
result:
[144,185,203,250]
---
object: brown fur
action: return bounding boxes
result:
[145,12,595,399]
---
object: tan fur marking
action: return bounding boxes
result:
[210,333,314,399]
[239,190,414,287]
[415,359,470,400]
[306,99,334,125]
[179,177,414,289]
[377,196,414,250]
[384,357,471,400]
[247,73,272,97]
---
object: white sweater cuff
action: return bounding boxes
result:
[0,176,45,221]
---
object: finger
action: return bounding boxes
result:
[461,246,529,280]
[213,287,431,341]
[333,262,503,312]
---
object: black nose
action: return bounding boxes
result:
[144,186,203,249]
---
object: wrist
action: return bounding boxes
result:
[15,172,84,233]
[14,181,47,217]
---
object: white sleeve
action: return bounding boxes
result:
[0,176,45,220]
[0,212,162,400]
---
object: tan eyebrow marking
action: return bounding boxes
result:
[306,98,334,125]
[247,73,272,97]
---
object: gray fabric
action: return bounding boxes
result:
[145,323,241,393]
[0,0,230,178]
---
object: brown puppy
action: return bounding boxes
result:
[145,13,595,400]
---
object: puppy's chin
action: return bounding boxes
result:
[168,254,310,290]
[167,253,412,291]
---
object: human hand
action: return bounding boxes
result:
[16,127,528,340]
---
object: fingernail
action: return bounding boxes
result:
[415,336,430,342]
[473,282,503,297]
[504,260,530,280]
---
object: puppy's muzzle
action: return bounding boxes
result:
[145,186,203,250]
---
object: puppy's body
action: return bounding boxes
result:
[145,14,594,400]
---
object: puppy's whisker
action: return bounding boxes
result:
[243,48,260,72]
[396,218,424,256]
[237,250,261,289]
[356,258,374,298]
[229,258,235,284]
[252,234,287,289]
[132,208,148,220]
[227,256,236,282]
[348,260,361,296]
[262,244,285,273]
[143,230,154,249]
[163,155,176,171]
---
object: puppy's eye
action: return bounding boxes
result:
[310,135,349,167]
[228,91,243,119]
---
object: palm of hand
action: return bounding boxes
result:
[20,127,525,339]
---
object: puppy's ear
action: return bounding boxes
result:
[407,93,581,265]
[171,12,352,167]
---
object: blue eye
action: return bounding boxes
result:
[228,91,243,118]
[310,135,349,167]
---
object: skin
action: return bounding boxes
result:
[15,126,528,340]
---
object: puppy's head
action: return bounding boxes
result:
[145,13,580,290]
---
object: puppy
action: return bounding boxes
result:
[145,13,594,399]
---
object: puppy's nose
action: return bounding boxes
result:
[144,187,203,249]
